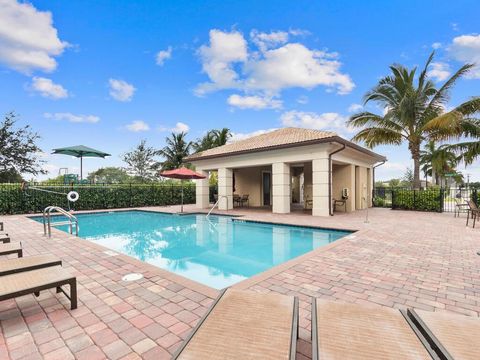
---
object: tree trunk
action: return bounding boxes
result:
[410,142,421,190]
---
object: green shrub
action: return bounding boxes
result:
[373,197,385,207]
[0,183,201,214]
[392,188,442,212]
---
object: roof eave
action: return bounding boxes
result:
[186,136,386,162]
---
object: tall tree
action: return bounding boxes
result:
[122,140,160,181]
[347,52,480,189]
[158,132,192,170]
[0,112,46,181]
[87,167,131,184]
[193,128,231,152]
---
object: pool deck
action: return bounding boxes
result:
[0,206,479,359]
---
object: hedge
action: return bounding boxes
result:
[391,188,443,212]
[0,183,217,215]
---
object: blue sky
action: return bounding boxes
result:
[1,0,479,181]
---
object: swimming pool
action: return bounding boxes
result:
[33,211,351,289]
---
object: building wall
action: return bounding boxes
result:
[332,164,356,212]
[355,166,369,209]
[233,166,270,207]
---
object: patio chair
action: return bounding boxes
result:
[454,198,470,217]
[466,200,479,228]
[233,194,242,207]
[0,242,23,257]
[311,298,434,359]
[404,308,480,360]
[332,198,347,213]
[0,266,77,310]
[1,236,10,244]
[0,254,62,276]
[173,288,298,359]
[240,194,249,207]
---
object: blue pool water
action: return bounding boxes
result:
[33,211,351,289]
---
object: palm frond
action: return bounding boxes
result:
[351,127,403,148]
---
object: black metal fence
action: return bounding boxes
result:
[0,183,218,215]
[373,187,478,213]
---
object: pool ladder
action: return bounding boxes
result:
[43,206,79,237]
[207,196,229,218]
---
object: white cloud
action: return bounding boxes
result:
[250,30,289,51]
[44,112,99,123]
[172,122,189,133]
[0,0,68,74]
[348,103,363,113]
[280,110,353,135]
[195,29,354,99]
[448,34,480,78]
[30,77,68,99]
[227,94,282,110]
[196,29,248,96]
[125,120,149,132]
[375,162,409,181]
[427,62,451,82]
[109,78,136,101]
[230,128,277,142]
[432,42,442,49]
[451,23,459,32]
[156,46,172,66]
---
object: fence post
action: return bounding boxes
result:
[473,188,478,206]
[129,183,132,207]
[439,187,444,213]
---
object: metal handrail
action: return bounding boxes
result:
[43,206,78,237]
[207,195,228,218]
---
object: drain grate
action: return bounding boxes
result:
[122,273,143,281]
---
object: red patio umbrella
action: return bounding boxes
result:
[159,167,206,212]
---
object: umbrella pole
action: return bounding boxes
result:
[80,156,83,180]
[181,179,184,213]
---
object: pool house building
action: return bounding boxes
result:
[187,127,386,216]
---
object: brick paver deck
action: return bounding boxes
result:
[0,207,479,359]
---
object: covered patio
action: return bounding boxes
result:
[187,128,385,216]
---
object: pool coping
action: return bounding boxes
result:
[24,207,358,294]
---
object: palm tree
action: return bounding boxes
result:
[193,128,231,152]
[158,132,193,170]
[348,52,480,189]
[420,141,459,186]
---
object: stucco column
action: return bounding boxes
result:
[346,165,356,212]
[196,170,210,209]
[218,168,233,210]
[312,157,330,216]
[272,162,290,214]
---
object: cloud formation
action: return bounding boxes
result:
[125,120,149,132]
[109,78,136,101]
[156,47,172,66]
[280,110,353,135]
[0,0,68,74]
[428,62,451,82]
[172,122,190,133]
[227,94,282,110]
[30,77,68,99]
[448,34,480,78]
[230,128,277,142]
[195,29,354,105]
[44,112,99,123]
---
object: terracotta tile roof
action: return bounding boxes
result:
[186,127,337,160]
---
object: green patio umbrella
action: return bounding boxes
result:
[52,145,111,180]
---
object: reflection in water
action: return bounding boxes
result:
[34,211,350,289]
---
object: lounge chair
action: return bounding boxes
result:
[0,254,62,276]
[405,308,480,360]
[466,200,479,228]
[0,266,77,310]
[0,242,23,257]
[311,299,434,359]
[173,288,298,359]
